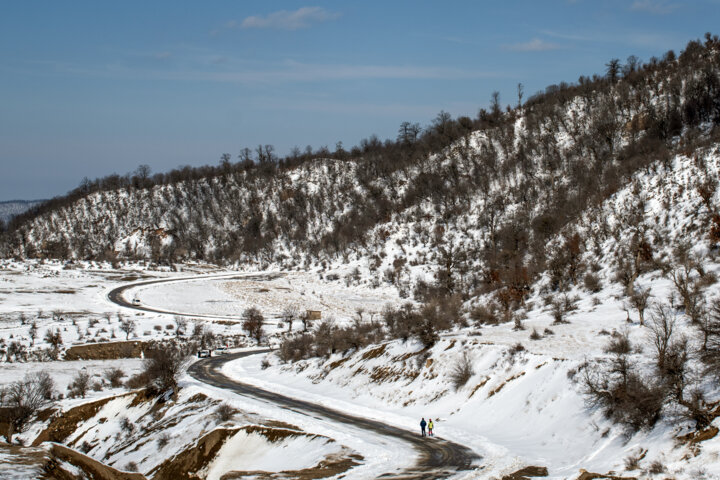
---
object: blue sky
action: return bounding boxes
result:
[1,1,719,201]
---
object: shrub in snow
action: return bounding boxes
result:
[583,272,603,293]
[0,371,54,442]
[604,330,632,355]
[449,353,474,391]
[68,371,90,398]
[214,403,236,423]
[647,460,666,474]
[581,355,666,432]
[120,417,135,436]
[104,367,125,388]
[128,342,191,396]
[157,433,170,449]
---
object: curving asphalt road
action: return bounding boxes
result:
[109,274,481,478]
[107,272,284,320]
[188,351,481,479]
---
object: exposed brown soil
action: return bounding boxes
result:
[0,443,78,480]
[361,343,387,360]
[263,420,301,430]
[468,377,490,398]
[149,428,242,480]
[50,443,147,480]
[576,470,637,480]
[64,341,148,360]
[502,466,549,479]
[33,392,137,446]
[487,372,526,398]
[219,451,363,480]
[678,425,719,444]
[0,442,146,480]
[149,426,357,480]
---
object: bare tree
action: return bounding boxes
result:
[648,305,676,371]
[517,82,524,108]
[174,316,187,337]
[119,318,136,340]
[281,305,298,333]
[129,343,191,395]
[242,307,264,343]
[68,371,91,398]
[29,322,38,346]
[629,286,652,326]
[300,311,314,332]
[0,371,54,441]
[606,58,621,83]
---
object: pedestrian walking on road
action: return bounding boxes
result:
[420,418,427,437]
[428,419,434,437]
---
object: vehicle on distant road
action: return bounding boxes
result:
[197,349,211,358]
[132,298,141,306]
[214,346,228,355]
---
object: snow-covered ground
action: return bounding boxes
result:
[0,260,418,479]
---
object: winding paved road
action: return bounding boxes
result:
[109,275,481,478]
[189,351,480,479]
[107,272,284,320]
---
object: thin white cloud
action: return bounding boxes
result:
[9,57,502,84]
[539,30,592,42]
[630,0,681,14]
[238,7,340,30]
[503,38,561,52]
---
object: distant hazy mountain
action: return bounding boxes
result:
[0,200,45,224]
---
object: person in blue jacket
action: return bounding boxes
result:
[420,417,427,437]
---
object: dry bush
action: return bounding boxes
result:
[157,433,170,449]
[582,358,666,431]
[0,371,54,442]
[529,328,542,340]
[120,417,135,435]
[647,460,665,474]
[508,342,525,358]
[214,403,236,422]
[277,334,314,363]
[448,354,474,390]
[68,371,90,398]
[550,294,578,324]
[127,342,191,395]
[583,272,603,293]
[624,452,642,470]
[470,302,502,326]
[103,368,125,388]
[605,330,632,355]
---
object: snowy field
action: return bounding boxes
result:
[0,260,419,479]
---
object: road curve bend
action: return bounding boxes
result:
[189,351,481,479]
[108,274,482,478]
